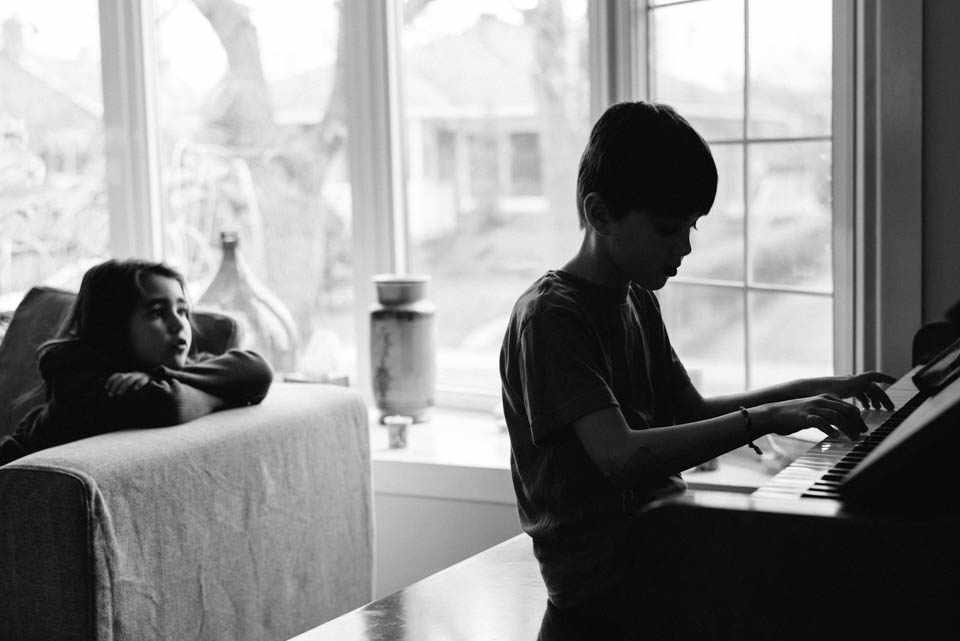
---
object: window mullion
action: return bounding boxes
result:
[98,0,162,260]
[343,0,408,400]
[854,0,923,376]
[833,0,856,375]
[587,0,614,118]
[743,0,751,390]
[343,0,407,276]
[590,0,644,118]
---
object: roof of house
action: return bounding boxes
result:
[271,14,540,124]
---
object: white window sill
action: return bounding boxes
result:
[368,407,786,503]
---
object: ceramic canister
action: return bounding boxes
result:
[370,274,436,423]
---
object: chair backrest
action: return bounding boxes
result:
[0,286,240,438]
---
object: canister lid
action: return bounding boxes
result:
[373,274,430,305]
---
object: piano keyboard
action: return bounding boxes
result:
[752,375,925,501]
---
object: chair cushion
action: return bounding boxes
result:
[0,286,240,438]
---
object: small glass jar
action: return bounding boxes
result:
[383,415,412,449]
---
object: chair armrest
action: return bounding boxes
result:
[0,383,373,641]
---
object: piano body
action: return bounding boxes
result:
[631,358,960,640]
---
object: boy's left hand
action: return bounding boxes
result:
[815,371,896,410]
[105,372,152,397]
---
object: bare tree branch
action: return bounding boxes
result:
[192,0,274,146]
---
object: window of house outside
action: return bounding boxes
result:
[153,0,354,381]
[0,2,107,311]
[646,0,836,396]
[399,0,590,397]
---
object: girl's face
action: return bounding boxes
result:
[128,273,192,370]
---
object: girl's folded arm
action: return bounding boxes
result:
[40,349,272,436]
[86,378,225,430]
[157,349,274,406]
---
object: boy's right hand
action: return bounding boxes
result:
[754,394,868,441]
[105,372,152,397]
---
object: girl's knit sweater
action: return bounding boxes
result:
[0,342,273,465]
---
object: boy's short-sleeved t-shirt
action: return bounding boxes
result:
[500,269,692,608]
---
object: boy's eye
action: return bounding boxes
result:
[656,221,698,235]
[656,224,683,235]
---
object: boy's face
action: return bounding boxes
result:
[604,209,700,290]
[128,274,193,370]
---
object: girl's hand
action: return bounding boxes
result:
[813,371,897,410]
[105,372,151,397]
[753,394,868,441]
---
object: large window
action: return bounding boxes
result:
[0,2,107,309]
[153,0,353,379]
[2,0,854,407]
[647,0,836,395]
[399,0,590,395]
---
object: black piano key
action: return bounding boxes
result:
[821,473,847,482]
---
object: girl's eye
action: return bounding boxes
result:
[149,308,164,318]
[178,307,190,318]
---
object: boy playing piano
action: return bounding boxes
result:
[499,101,895,633]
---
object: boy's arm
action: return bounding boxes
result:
[573,394,869,490]
[674,371,896,423]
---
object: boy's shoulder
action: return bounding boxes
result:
[510,270,659,326]
[514,270,658,310]
[510,271,578,319]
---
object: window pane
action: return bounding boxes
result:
[154,0,353,379]
[401,0,590,394]
[509,132,542,196]
[684,142,744,281]
[748,141,831,291]
[648,0,745,140]
[659,283,745,395]
[748,0,832,138]
[0,3,107,307]
[749,291,832,386]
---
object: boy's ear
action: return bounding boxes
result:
[583,192,614,236]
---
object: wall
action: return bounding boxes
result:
[374,492,521,599]
[371,459,522,599]
[922,1,960,322]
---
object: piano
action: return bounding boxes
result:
[752,372,927,502]
[628,346,960,640]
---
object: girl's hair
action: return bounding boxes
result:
[42,259,191,368]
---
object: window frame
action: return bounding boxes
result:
[94,0,922,407]
[637,0,846,390]
[99,0,163,260]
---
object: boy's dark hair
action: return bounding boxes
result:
[42,259,191,368]
[576,101,718,228]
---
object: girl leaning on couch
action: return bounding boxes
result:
[0,259,273,465]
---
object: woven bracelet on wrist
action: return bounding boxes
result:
[738,406,763,456]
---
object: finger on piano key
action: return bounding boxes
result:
[860,408,893,432]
